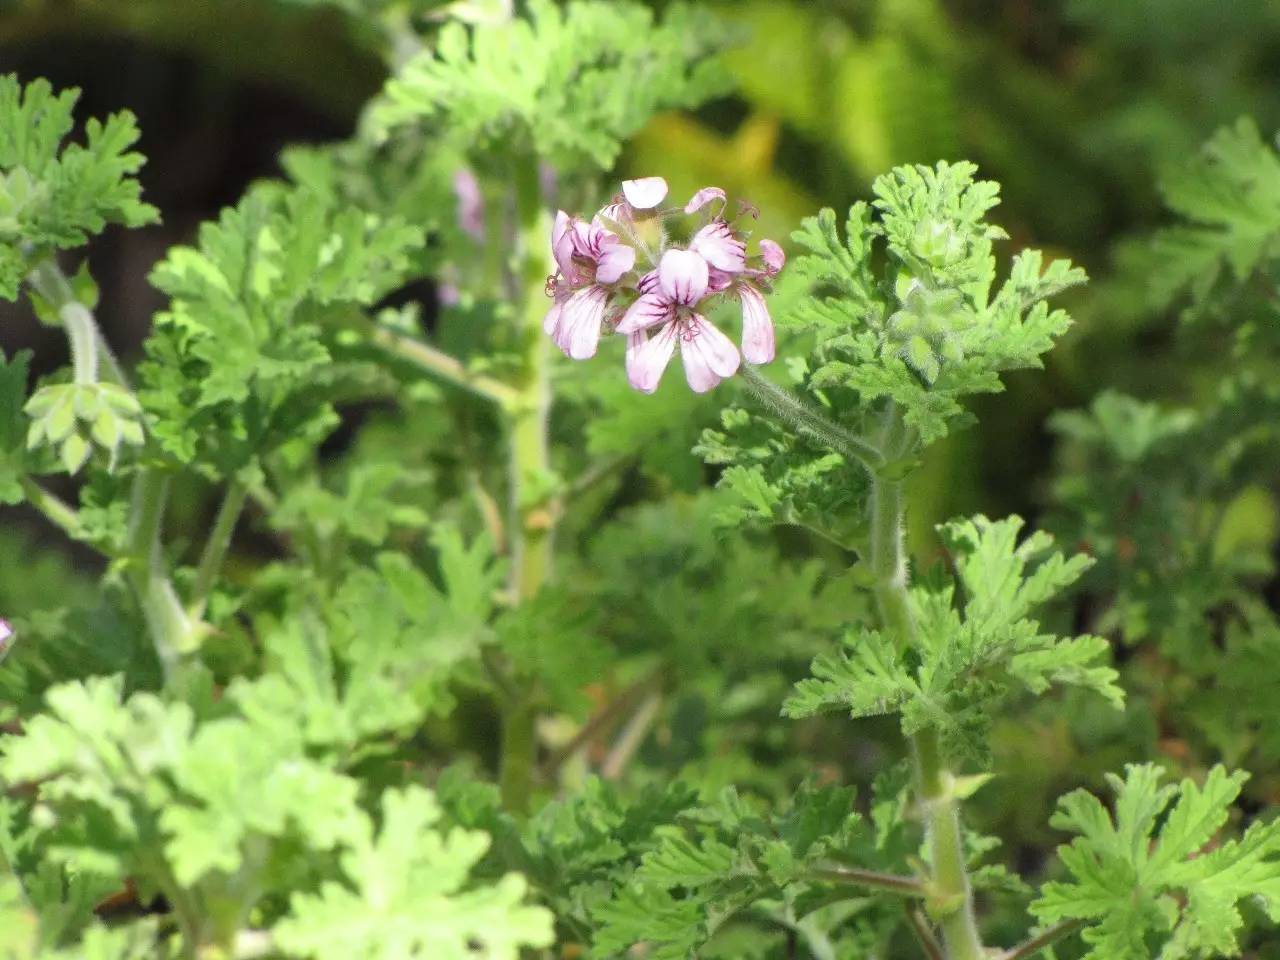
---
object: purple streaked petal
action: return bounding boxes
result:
[680,315,740,392]
[637,269,660,295]
[622,177,669,210]
[594,240,636,284]
[555,286,608,360]
[691,221,747,273]
[596,202,630,227]
[628,323,677,393]
[739,284,775,364]
[616,292,675,334]
[707,267,735,293]
[658,248,710,305]
[0,619,11,643]
[759,238,786,275]
[684,186,726,214]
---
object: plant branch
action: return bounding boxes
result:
[542,668,665,777]
[809,865,927,898]
[1001,919,1087,960]
[20,476,84,543]
[739,365,885,473]
[906,905,946,960]
[601,689,662,780]
[188,478,249,621]
[362,318,520,408]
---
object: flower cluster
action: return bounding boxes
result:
[543,177,784,393]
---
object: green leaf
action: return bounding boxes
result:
[0,76,158,299]
[273,786,554,960]
[0,349,31,503]
[371,0,732,170]
[787,514,1121,761]
[1145,118,1280,316]
[138,182,422,475]
[1033,764,1280,960]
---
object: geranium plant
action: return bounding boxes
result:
[3,3,1280,960]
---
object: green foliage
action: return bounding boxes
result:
[371,0,731,169]
[786,515,1122,760]
[785,163,1085,445]
[0,76,157,300]
[274,786,554,960]
[11,6,1280,959]
[1146,118,1280,317]
[1033,764,1280,959]
[592,780,907,958]
[138,182,422,476]
[0,349,31,503]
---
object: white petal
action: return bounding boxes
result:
[680,315,740,392]
[555,286,608,360]
[739,285,775,364]
[691,221,746,273]
[552,210,576,276]
[594,241,636,284]
[542,300,563,336]
[616,292,674,334]
[628,324,677,394]
[684,186,727,214]
[658,248,709,305]
[621,176,669,210]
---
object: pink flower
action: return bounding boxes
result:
[544,210,637,359]
[0,618,12,659]
[617,249,740,393]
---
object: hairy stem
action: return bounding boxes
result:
[809,865,927,898]
[188,478,249,621]
[738,365,885,473]
[906,905,946,960]
[498,161,556,814]
[1001,919,1086,960]
[868,467,984,960]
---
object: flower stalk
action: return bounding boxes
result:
[498,160,557,814]
[867,456,984,960]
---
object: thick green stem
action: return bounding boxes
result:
[63,302,98,385]
[188,479,248,621]
[127,470,197,685]
[868,469,984,960]
[498,163,556,814]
